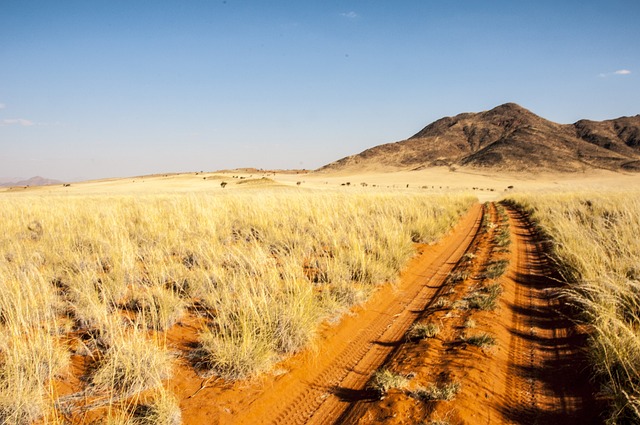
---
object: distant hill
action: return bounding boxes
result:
[0,176,64,187]
[319,103,640,172]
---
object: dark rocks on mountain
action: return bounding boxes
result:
[320,103,640,173]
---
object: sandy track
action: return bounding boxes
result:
[501,206,601,424]
[221,204,484,424]
[328,203,601,424]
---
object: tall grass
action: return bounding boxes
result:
[506,192,640,424]
[0,189,474,422]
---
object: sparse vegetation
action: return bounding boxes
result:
[465,283,503,311]
[484,259,509,279]
[367,368,409,395]
[411,381,461,402]
[434,297,451,309]
[462,332,497,348]
[461,252,476,262]
[447,268,471,285]
[407,322,440,340]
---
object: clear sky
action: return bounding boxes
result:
[1,0,638,181]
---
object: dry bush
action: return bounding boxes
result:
[123,286,185,331]
[407,321,440,340]
[412,381,461,401]
[90,325,173,398]
[131,389,182,425]
[367,368,409,395]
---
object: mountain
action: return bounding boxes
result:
[319,103,640,172]
[0,176,64,187]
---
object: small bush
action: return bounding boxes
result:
[407,322,440,340]
[132,389,182,425]
[461,252,476,262]
[194,329,277,380]
[484,260,509,279]
[367,369,409,395]
[448,269,471,284]
[462,332,497,348]
[434,298,451,309]
[125,286,185,331]
[466,283,503,311]
[412,381,461,401]
[91,330,172,397]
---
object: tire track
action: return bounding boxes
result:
[313,205,489,424]
[334,203,601,425]
[502,205,601,424]
[337,201,501,425]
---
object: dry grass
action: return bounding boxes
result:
[465,283,503,311]
[411,381,461,402]
[406,321,441,341]
[367,369,410,395]
[461,332,497,348]
[90,325,173,397]
[0,189,474,422]
[506,192,640,424]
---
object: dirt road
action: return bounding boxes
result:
[179,202,600,424]
[497,206,601,424]
[334,203,601,424]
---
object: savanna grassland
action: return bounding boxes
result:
[0,187,475,424]
[506,192,640,424]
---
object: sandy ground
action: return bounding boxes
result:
[3,167,638,202]
[329,203,600,425]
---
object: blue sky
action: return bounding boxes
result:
[1,1,638,181]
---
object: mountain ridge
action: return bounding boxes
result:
[0,176,64,187]
[319,103,640,173]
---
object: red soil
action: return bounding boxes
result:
[335,203,601,424]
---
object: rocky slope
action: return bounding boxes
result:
[320,103,640,172]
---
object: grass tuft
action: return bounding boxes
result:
[484,259,509,279]
[462,332,497,348]
[411,381,461,401]
[132,389,182,425]
[407,322,440,340]
[90,328,172,397]
[465,283,503,311]
[367,369,409,395]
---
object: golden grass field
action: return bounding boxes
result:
[0,176,475,423]
[1,167,640,424]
